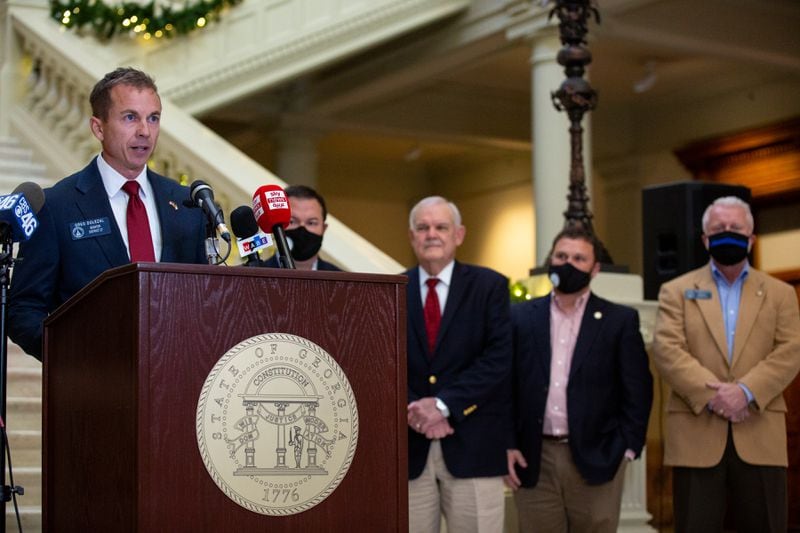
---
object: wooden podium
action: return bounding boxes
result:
[42,263,408,531]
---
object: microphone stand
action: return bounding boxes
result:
[272,225,296,269]
[0,230,25,533]
[203,220,221,265]
[185,198,224,265]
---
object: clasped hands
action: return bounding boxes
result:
[408,397,454,440]
[706,381,750,423]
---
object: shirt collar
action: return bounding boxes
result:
[551,289,591,314]
[419,260,455,288]
[96,153,151,198]
[710,260,750,285]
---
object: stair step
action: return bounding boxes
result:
[6,398,42,432]
[7,368,42,398]
[0,137,25,153]
[8,347,42,369]
[2,466,41,508]
[0,136,22,146]
[5,505,41,531]
[7,429,41,465]
[0,159,47,174]
[0,145,34,162]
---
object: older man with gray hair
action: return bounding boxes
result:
[653,195,800,532]
[405,195,513,533]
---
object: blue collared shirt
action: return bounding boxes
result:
[711,262,754,403]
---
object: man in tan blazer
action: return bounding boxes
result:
[653,196,800,532]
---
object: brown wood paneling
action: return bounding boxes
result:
[674,116,800,202]
[772,268,800,531]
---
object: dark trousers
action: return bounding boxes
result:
[672,426,787,533]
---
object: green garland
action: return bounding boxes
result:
[510,281,530,303]
[50,0,244,41]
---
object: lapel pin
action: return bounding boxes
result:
[168,200,178,210]
[594,311,602,320]
[756,289,763,297]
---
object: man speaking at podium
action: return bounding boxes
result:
[9,67,206,360]
[405,196,512,533]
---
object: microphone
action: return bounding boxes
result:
[230,206,273,266]
[0,181,45,243]
[252,185,295,269]
[187,180,231,243]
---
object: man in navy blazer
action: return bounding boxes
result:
[505,227,652,532]
[405,196,512,533]
[9,68,206,360]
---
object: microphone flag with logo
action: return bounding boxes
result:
[252,185,295,269]
[230,205,273,265]
[0,182,45,243]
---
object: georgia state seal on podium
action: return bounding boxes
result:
[196,333,359,516]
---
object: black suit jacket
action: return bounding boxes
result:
[259,254,341,271]
[406,261,513,479]
[510,292,652,486]
[8,158,207,359]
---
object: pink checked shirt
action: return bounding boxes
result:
[542,291,590,437]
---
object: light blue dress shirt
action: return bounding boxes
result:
[711,262,754,403]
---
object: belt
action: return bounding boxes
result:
[542,434,569,444]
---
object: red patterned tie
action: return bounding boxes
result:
[424,278,441,355]
[122,180,155,262]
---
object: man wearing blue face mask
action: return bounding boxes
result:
[505,227,653,532]
[260,185,341,271]
[653,196,800,533]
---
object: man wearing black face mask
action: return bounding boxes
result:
[653,196,800,533]
[505,227,652,532]
[259,185,341,271]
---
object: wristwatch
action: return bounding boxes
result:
[435,397,450,418]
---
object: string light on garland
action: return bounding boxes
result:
[50,0,243,41]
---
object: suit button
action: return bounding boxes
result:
[428,375,437,385]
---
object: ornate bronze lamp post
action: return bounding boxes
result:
[547,0,613,263]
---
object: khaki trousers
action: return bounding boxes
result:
[409,440,505,533]
[513,439,626,533]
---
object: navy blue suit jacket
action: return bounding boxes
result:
[510,293,653,486]
[406,261,513,480]
[8,158,206,359]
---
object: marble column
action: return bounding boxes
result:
[274,131,319,188]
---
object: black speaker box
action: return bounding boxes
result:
[642,181,751,300]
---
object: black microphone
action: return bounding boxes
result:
[230,206,265,266]
[187,180,231,242]
[0,181,45,243]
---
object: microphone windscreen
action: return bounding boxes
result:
[252,185,291,233]
[230,206,260,239]
[13,182,45,214]
[189,180,212,205]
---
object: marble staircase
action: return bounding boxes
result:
[1,136,48,531]
[4,345,42,532]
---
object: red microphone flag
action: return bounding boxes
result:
[252,185,291,233]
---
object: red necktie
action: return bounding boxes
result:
[424,278,441,355]
[122,180,155,262]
